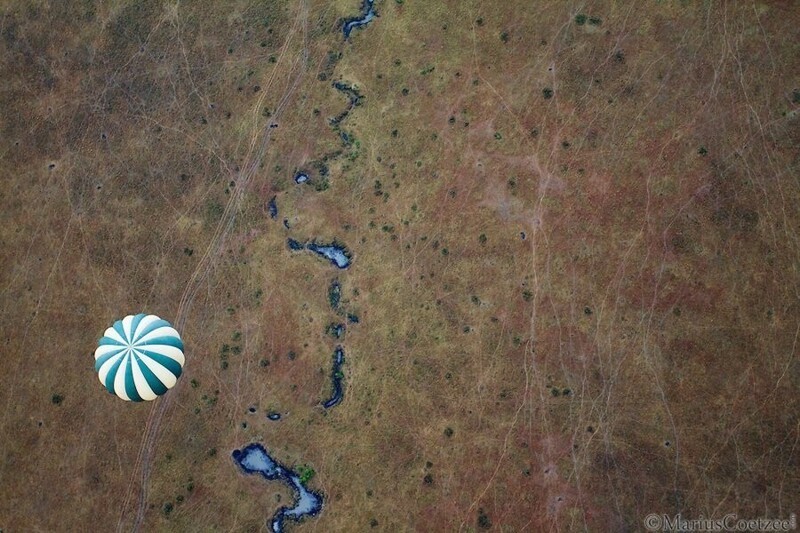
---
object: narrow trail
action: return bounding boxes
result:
[115,3,311,531]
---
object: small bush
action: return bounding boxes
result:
[522,290,533,302]
[478,509,492,529]
[297,465,315,485]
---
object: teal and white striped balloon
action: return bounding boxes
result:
[94,314,185,402]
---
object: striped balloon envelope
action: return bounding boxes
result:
[94,314,185,401]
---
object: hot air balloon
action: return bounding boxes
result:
[94,314,185,401]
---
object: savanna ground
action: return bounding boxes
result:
[1,1,799,531]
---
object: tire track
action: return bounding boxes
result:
[115,3,311,531]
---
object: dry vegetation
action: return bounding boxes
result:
[1,1,799,532]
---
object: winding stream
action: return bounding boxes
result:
[321,346,345,409]
[328,280,342,309]
[306,242,352,269]
[237,3,371,529]
[287,239,352,268]
[268,196,278,219]
[232,444,323,533]
[343,0,377,39]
